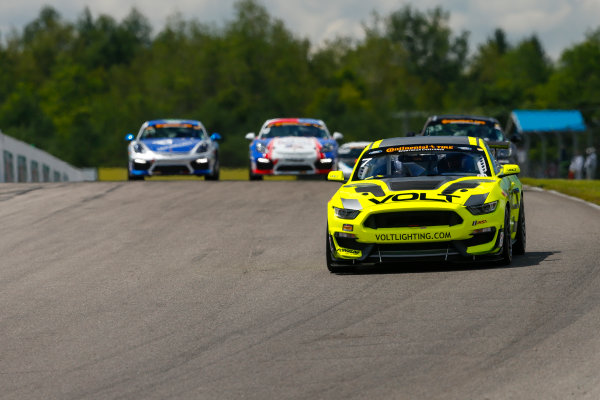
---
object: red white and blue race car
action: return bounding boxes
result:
[245,118,343,180]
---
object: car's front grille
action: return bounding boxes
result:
[363,211,463,229]
[153,165,190,175]
[277,165,312,172]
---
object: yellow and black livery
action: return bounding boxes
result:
[326,136,525,272]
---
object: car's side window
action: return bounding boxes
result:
[482,141,501,175]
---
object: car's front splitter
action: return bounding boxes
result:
[328,227,503,265]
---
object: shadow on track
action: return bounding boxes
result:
[331,251,557,276]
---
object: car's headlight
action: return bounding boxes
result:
[196,143,209,153]
[133,143,145,153]
[467,200,498,215]
[256,143,267,153]
[333,207,360,219]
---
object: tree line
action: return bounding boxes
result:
[0,0,599,168]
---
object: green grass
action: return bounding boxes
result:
[522,178,600,206]
[98,167,296,181]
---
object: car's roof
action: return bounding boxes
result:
[145,119,203,126]
[378,136,480,148]
[424,115,500,124]
[264,118,325,126]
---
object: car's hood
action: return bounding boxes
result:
[268,137,319,158]
[336,176,498,209]
[141,138,202,153]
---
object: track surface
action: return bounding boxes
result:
[1,181,600,400]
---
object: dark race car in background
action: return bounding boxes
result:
[126,119,221,180]
[245,118,343,180]
[421,115,518,164]
[337,141,370,179]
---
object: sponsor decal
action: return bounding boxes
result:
[472,220,487,226]
[441,119,485,125]
[385,145,455,153]
[368,192,460,205]
[268,121,322,128]
[374,232,451,241]
[337,247,361,255]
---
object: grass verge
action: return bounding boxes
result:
[522,178,600,206]
[97,167,296,181]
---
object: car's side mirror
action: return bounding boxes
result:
[327,170,345,182]
[333,132,344,141]
[245,132,256,140]
[211,133,222,141]
[499,164,520,177]
[125,133,135,141]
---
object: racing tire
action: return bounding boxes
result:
[326,227,352,273]
[249,164,263,181]
[513,198,526,255]
[499,207,513,265]
[205,159,220,181]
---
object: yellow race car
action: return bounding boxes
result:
[326,136,525,272]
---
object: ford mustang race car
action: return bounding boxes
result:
[245,118,343,180]
[126,119,221,180]
[326,136,525,272]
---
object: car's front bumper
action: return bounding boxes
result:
[327,203,504,264]
[129,152,215,176]
[251,157,334,175]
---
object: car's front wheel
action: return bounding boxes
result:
[249,163,263,181]
[513,198,526,255]
[205,158,220,181]
[499,207,513,265]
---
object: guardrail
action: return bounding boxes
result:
[0,130,96,182]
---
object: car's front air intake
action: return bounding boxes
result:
[364,211,463,229]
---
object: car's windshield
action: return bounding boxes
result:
[423,120,504,142]
[260,123,329,139]
[354,146,492,180]
[141,124,205,140]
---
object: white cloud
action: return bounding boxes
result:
[1,0,599,60]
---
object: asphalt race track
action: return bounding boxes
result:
[1,181,600,400]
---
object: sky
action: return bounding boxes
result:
[1,0,599,60]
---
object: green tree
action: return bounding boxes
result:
[537,28,600,115]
